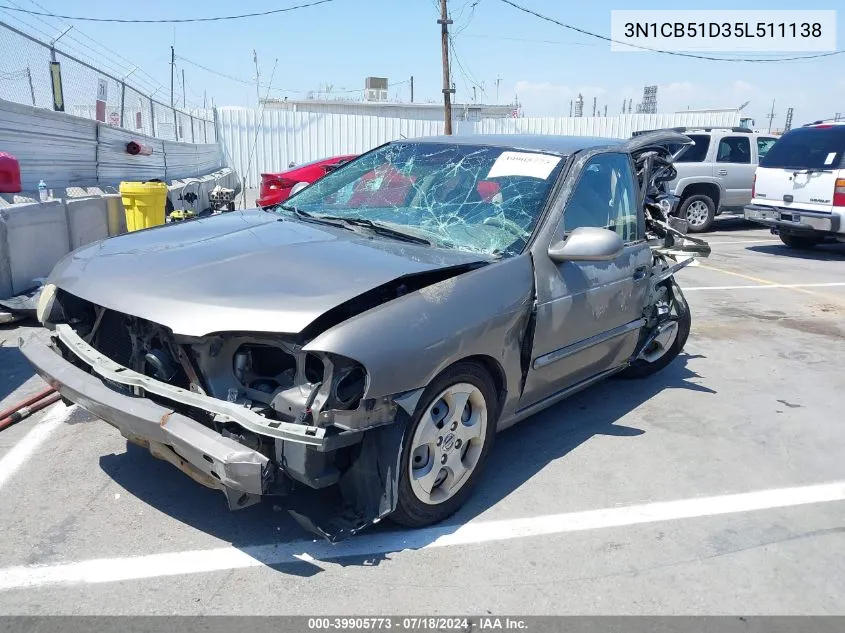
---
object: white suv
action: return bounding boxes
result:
[744,121,845,249]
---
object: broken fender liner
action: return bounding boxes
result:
[285,411,411,543]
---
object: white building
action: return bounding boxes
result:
[259,98,518,122]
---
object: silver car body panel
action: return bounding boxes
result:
[45,210,489,337]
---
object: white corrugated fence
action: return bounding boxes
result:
[218,107,741,188]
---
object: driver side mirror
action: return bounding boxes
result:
[548,227,624,263]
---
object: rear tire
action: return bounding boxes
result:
[779,232,822,250]
[618,282,691,380]
[679,194,716,233]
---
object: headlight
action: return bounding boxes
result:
[333,364,367,409]
[36,283,57,324]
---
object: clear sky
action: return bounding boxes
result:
[2,0,843,128]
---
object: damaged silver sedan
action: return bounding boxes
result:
[22,132,708,541]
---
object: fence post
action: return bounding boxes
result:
[119,81,126,128]
[26,66,35,106]
[190,115,195,143]
[213,107,219,143]
[203,117,208,143]
[150,100,156,137]
[173,108,178,141]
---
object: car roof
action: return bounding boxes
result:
[400,134,624,156]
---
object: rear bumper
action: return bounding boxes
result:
[255,190,288,208]
[743,204,842,235]
[20,334,272,509]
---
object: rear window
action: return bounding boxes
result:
[760,126,845,170]
[675,135,710,162]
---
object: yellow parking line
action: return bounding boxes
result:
[696,263,845,308]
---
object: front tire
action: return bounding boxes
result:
[391,362,498,528]
[680,194,716,233]
[780,232,822,250]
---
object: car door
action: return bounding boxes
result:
[521,151,653,408]
[713,135,755,206]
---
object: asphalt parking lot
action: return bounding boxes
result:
[0,218,844,615]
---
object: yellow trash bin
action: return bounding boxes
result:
[119,180,169,232]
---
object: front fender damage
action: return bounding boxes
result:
[283,408,412,543]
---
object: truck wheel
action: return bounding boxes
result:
[391,362,498,528]
[679,195,715,233]
[779,232,822,250]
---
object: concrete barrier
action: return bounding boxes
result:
[0,200,69,298]
[65,196,109,250]
[0,167,239,299]
[104,194,127,236]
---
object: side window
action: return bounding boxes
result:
[675,134,710,162]
[717,136,751,164]
[559,153,638,242]
[756,137,777,160]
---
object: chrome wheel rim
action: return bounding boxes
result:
[408,382,488,505]
[686,200,709,226]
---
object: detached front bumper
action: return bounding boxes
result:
[19,324,367,511]
[20,333,274,509]
[744,204,842,235]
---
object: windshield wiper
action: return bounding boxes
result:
[319,216,432,245]
[277,204,355,231]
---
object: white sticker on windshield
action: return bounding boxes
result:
[824,152,837,165]
[487,151,561,180]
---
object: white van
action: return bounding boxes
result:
[744,121,845,249]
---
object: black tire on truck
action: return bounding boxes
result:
[679,194,716,233]
[779,232,822,250]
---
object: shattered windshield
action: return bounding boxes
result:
[283,142,566,256]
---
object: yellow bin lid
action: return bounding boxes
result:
[119,180,169,194]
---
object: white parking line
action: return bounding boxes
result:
[1,479,844,592]
[684,282,845,291]
[0,402,72,491]
[705,239,779,245]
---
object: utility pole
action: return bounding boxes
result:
[252,49,260,106]
[766,99,776,133]
[182,68,186,109]
[203,90,207,110]
[473,86,477,104]
[438,0,454,134]
[604,104,607,117]
[410,75,414,103]
[495,74,502,105]
[170,45,175,109]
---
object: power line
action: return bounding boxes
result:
[176,53,410,97]
[498,0,845,63]
[0,0,338,23]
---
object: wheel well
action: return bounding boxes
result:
[452,355,507,417]
[680,183,720,209]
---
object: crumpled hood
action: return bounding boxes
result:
[48,210,487,337]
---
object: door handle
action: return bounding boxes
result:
[633,265,648,281]
[718,169,728,176]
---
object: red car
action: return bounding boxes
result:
[256,155,358,207]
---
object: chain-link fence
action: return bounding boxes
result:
[0,21,216,143]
